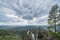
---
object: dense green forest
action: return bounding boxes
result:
[0,30,22,40]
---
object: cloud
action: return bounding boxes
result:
[0,0,60,25]
[22,15,33,20]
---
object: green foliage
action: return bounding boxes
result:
[57,24,60,26]
[48,4,60,32]
[0,36,22,40]
[0,30,16,36]
[56,32,60,40]
[0,30,22,40]
[48,4,60,40]
[48,31,60,40]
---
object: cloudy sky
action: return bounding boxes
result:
[0,0,60,25]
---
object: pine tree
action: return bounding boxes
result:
[48,4,59,33]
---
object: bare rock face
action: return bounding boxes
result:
[24,30,59,40]
[36,30,48,40]
[24,30,32,40]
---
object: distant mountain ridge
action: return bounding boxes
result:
[0,25,47,31]
[0,25,60,32]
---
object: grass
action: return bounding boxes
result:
[0,36,22,40]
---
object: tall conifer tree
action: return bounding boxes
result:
[48,4,59,32]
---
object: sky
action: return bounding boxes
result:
[0,0,60,26]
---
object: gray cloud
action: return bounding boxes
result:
[0,0,60,25]
[22,15,33,20]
